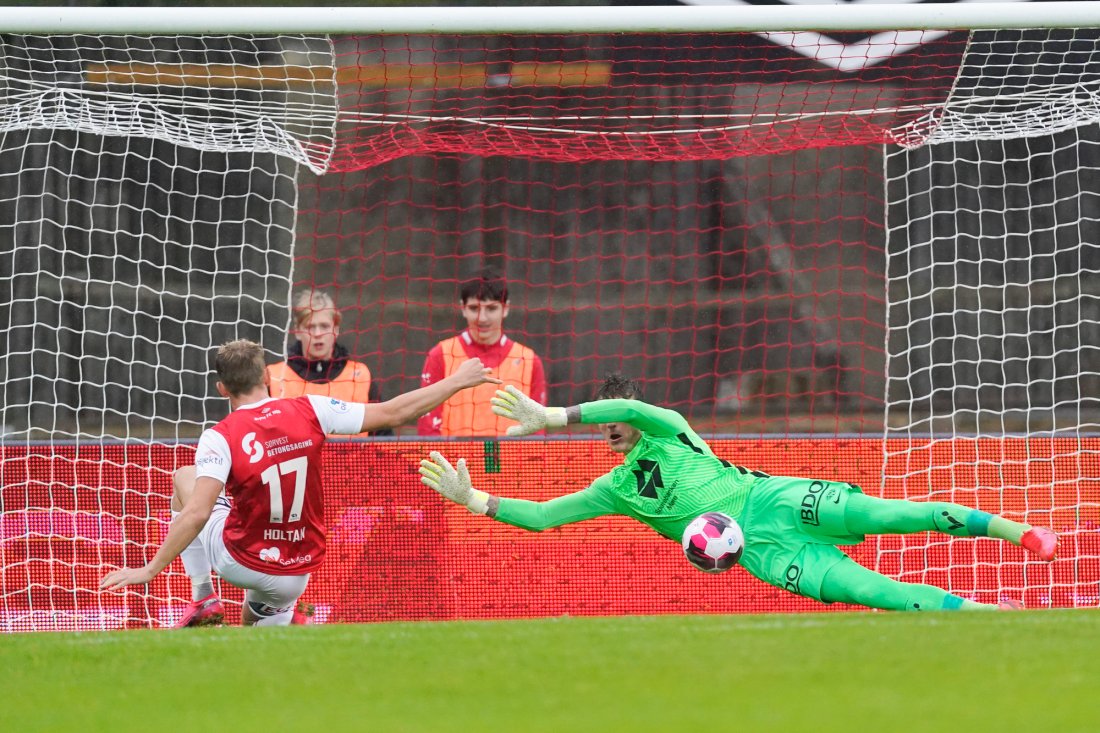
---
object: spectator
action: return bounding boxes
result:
[267,290,391,436]
[418,267,546,436]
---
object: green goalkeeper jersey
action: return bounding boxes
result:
[494,399,762,540]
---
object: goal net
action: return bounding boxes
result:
[881,27,1100,608]
[1,8,1096,630]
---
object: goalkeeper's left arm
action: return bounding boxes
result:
[490,386,691,438]
[418,452,615,530]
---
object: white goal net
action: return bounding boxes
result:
[882,27,1100,607]
[0,32,335,630]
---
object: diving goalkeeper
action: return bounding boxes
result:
[419,374,1059,612]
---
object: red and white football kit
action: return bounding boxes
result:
[193,395,364,579]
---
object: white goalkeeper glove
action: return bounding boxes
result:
[489,385,568,436]
[419,451,490,515]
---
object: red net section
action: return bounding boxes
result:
[2,438,1088,631]
[299,32,971,435]
[327,32,966,169]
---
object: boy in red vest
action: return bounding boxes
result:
[417,267,547,437]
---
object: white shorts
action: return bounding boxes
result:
[200,498,310,614]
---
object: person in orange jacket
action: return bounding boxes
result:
[268,290,392,436]
[417,267,546,437]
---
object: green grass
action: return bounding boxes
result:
[3,611,1097,733]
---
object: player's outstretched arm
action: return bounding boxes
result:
[491,386,690,438]
[99,476,223,591]
[572,399,691,438]
[419,451,492,515]
[361,357,502,433]
[419,451,617,529]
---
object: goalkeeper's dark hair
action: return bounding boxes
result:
[214,339,267,396]
[595,373,643,401]
[459,265,508,304]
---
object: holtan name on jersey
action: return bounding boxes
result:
[263,527,306,542]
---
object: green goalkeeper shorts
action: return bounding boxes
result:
[737,475,865,602]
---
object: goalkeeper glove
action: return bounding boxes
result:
[419,451,490,515]
[490,385,568,436]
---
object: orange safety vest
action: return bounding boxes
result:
[439,336,539,437]
[265,360,374,404]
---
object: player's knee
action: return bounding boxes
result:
[848,576,892,604]
[244,599,294,626]
[827,568,909,609]
[171,466,197,511]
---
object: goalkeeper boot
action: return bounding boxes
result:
[997,599,1025,610]
[291,601,315,625]
[175,593,224,628]
[1021,527,1059,561]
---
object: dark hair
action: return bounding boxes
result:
[459,266,508,304]
[214,339,267,396]
[595,372,643,401]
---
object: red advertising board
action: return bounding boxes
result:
[1,438,1095,631]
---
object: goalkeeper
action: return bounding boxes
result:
[420,374,1059,612]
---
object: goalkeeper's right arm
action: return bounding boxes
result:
[490,385,690,437]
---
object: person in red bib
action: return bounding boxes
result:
[266,290,391,437]
[417,266,547,436]
[99,339,499,626]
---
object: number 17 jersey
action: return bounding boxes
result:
[194,395,365,575]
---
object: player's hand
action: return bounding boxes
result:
[451,357,503,389]
[419,451,474,506]
[99,565,156,591]
[418,451,490,514]
[490,385,567,436]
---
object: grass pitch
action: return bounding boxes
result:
[3,610,1095,733]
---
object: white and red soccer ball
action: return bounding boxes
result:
[682,512,744,573]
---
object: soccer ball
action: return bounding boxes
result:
[682,512,744,573]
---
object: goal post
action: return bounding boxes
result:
[5,3,1100,33]
[1,4,1098,630]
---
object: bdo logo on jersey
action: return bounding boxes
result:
[241,432,264,463]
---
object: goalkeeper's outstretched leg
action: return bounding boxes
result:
[819,557,1020,611]
[841,493,1059,561]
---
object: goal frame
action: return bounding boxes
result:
[2,1,1096,629]
[4,2,1100,35]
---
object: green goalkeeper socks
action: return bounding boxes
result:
[986,515,1028,544]
[844,494,1029,544]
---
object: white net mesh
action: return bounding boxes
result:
[0,33,335,630]
[895,29,1100,147]
[881,28,1100,607]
